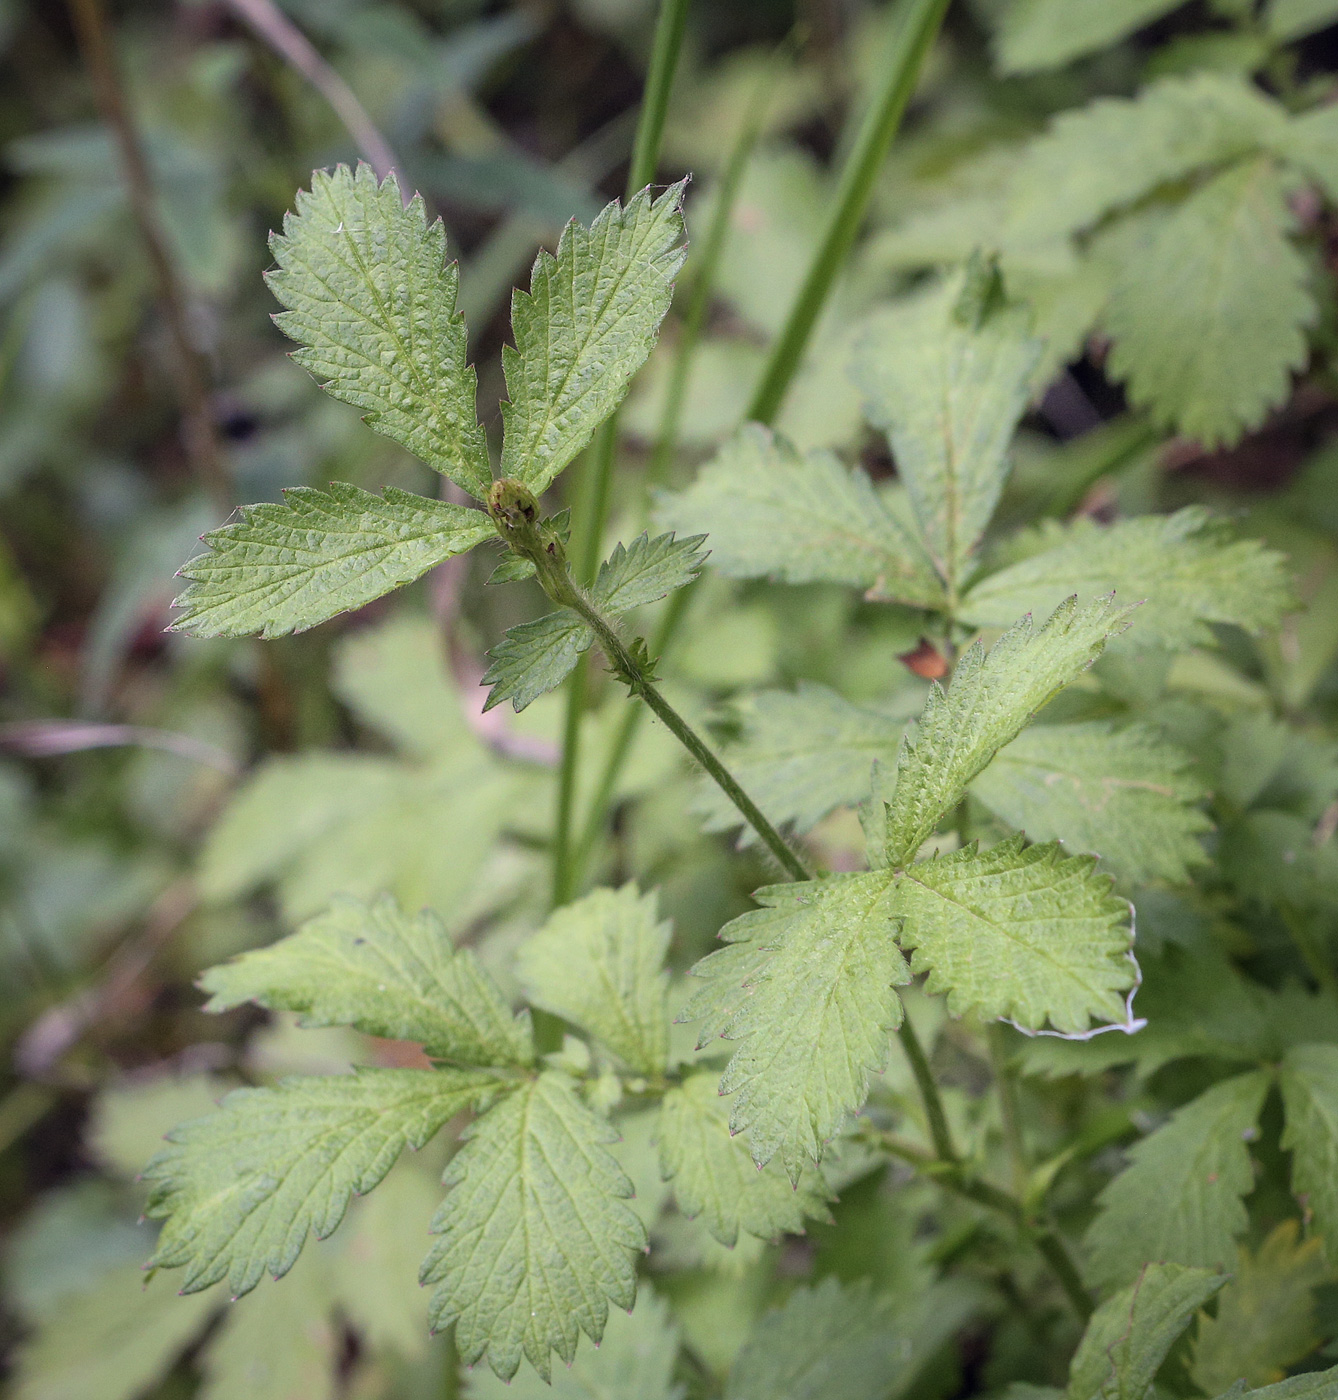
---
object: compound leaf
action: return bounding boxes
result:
[1102,159,1314,448]
[170,486,493,640]
[481,609,591,713]
[1281,1043,1338,1265]
[681,873,910,1179]
[421,1071,646,1381]
[1084,1071,1271,1290]
[1068,1263,1227,1400]
[518,884,670,1074]
[971,722,1210,884]
[655,424,944,607]
[878,596,1134,868]
[268,164,491,498]
[145,1068,501,1296]
[502,184,687,494]
[854,277,1041,590]
[658,1071,831,1248]
[200,893,533,1068]
[960,509,1293,651]
[890,837,1137,1034]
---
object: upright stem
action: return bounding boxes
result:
[991,1024,1029,1196]
[552,0,692,905]
[66,0,230,515]
[897,1016,957,1163]
[746,0,950,425]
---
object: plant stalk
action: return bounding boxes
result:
[746,0,950,425]
[991,1023,1029,1196]
[897,1015,957,1163]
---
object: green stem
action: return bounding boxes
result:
[896,1015,957,1164]
[746,0,950,425]
[990,1023,1029,1196]
[625,0,692,195]
[552,658,588,907]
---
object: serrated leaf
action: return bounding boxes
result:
[170,485,493,639]
[654,423,944,607]
[200,893,533,1067]
[681,873,909,1178]
[1084,1071,1271,1290]
[1281,1044,1338,1265]
[518,883,670,1074]
[879,596,1133,868]
[145,1067,502,1296]
[463,1285,684,1400]
[1102,159,1314,448]
[481,609,592,712]
[726,1275,982,1400]
[421,1071,646,1381]
[693,681,921,840]
[592,530,708,613]
[1068,1263,1227,1400]
[960,509,1293,651]
[1190,1221,1329,1394]
[854,277,1041,590]
[891,836,1136,1034]
[267,164,491,498]
[971,722,1210,884]
[658,1071,831,1247]
[501,184,686,494]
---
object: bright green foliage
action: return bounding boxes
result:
[970,722,1210,884]
[267,164,492,499]
[144,1068,501,1296]
[854,277,1040,590]
[200,893,534,1067]
[500,183,687,494]
[1084,1070,1271,1288]
[658,1070,831,1246]
[693,681,921,838]
[682,874,909,1178]
[593,529,708,613]
[959,509,1293,649]
[421,1071,646,1381]
[518,883,670,1073]
[1280,1044,1338,1264]
[1190,1222,1329,1394]
[992,0,1185,73]
[1068,1263,1227,1400]
[654,423,944,606]
[726,1276,982,1400]
[877,596,1133,868]
[1102,161,1313,448]
[170,486,493,639]
[892,837,1136,1034]
[463,1286,684,1400]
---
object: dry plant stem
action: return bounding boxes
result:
[67,0,230,514]
[225,0,405,187]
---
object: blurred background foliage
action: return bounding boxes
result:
[5,0,1338,1396]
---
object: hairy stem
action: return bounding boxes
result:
[897,1015,957,1164]
[746,0,950,425]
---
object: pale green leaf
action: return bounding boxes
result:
[1268,105,1338,205]
[481,609,591,713]
[268,164,491,498]
[200,893,533,1067]
[993,0,1185,73]
[658,1071,831,1247]
[971,722,1210,884]
[654,423,944,607]
[1102,159,1314,448]
[518,883,670,1074]
[9,1265,217,1400]
[681,873,909,1178]
[693,681,921,840]
[145,1067,502,1296]
[1085,1071,1271,1289]
[1227,1366,1338,1400]
[422,1071,647,1381]
[1266,0,1338,42]
[170,485,493,639]
[727,1276,982,1400]
[592,530,708,613]
[463,1286,684,1400]
[1281,1043,1338,1265]
[501,184,686,494]
[1068,1263,1226,1400]
[879,595,1133,868]
[960,509,1293,650]
[854,277,1041,589]
[1190,1221,1329,1394]
[891,836,1136,1034]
